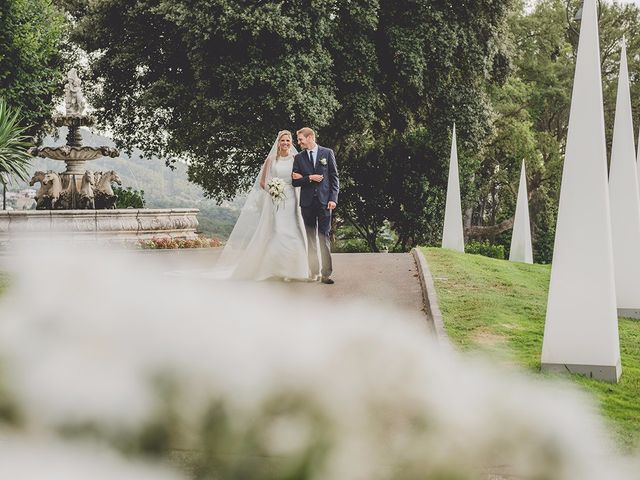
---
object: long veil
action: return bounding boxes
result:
[215,133,299,275]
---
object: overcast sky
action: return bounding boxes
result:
[528,0,640,7]
[526,0,640,13]
[609,0,640,5]
[585,0,638,5]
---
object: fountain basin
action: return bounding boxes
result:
[0,208,199,243]
[29,145,119,161]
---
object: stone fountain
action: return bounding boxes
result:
[28,68,120,210]
[0,70,199,244]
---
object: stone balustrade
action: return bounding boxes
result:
[0,208,199,243]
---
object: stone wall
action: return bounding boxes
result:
[0,208,199,243]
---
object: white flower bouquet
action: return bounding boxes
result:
[267,177,286,208]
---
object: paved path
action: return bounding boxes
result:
[0,247,431,333]
[139,249,432,333]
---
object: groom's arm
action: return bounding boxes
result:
[328,149,339,204]
[292,155,311,187]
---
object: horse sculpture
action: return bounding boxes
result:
[78,171,95,209]
[55,174,75,209]
[29,169,123,210]
[94,170,121,209]
[35,172,63,210]
[30,171,51,209]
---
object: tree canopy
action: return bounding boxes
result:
[471,0,640,262]
[63,0,515,251]
[0,0,67,136]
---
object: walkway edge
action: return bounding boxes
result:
[411,248,454,350]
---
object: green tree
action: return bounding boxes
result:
[0,0,68,137]
[463,0,579,263]
[63,0,339,201]
[0,99,32,210]
[64,0,515,251]
[335,0,515,250]
[471,0,640,263]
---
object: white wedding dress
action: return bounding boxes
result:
[214,136,311,282]
[230,155,309,280]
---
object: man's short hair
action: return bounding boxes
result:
[296,127,316,139]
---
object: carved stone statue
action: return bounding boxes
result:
[64,68,86,115]
[29,171,63,210]
[94,171,122,209]
[30,171,51,210]
[78,170,96,209]
[56,175,75,210]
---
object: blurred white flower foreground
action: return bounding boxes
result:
[0,242,636,479]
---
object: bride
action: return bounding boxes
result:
[216,130,310,281]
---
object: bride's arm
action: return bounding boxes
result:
[292,155,310,187]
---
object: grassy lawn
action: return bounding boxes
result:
[423,247,640,451]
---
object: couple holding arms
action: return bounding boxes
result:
[217,128,339,284]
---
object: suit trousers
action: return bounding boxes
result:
[301,197,333,278]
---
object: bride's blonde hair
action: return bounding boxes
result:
[276,130,293,160]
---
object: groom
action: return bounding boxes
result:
[292,128,339,284]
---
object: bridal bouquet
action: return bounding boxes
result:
[267,178,286,208]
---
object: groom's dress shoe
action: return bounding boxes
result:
[321,277,335,285]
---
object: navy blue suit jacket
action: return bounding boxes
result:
[292,146,339,208]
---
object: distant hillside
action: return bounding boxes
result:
[16,128,240,238]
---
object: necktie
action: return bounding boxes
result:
[309,150,315,168]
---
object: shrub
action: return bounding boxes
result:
[465,240,505,260]
[333,237,370,253]
[114,186,145,208]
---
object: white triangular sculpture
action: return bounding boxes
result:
[609,40,640,318]
[541,0,621,383]
[509,160,533,264]
[637,88,640,189]
[442,124,464,252]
